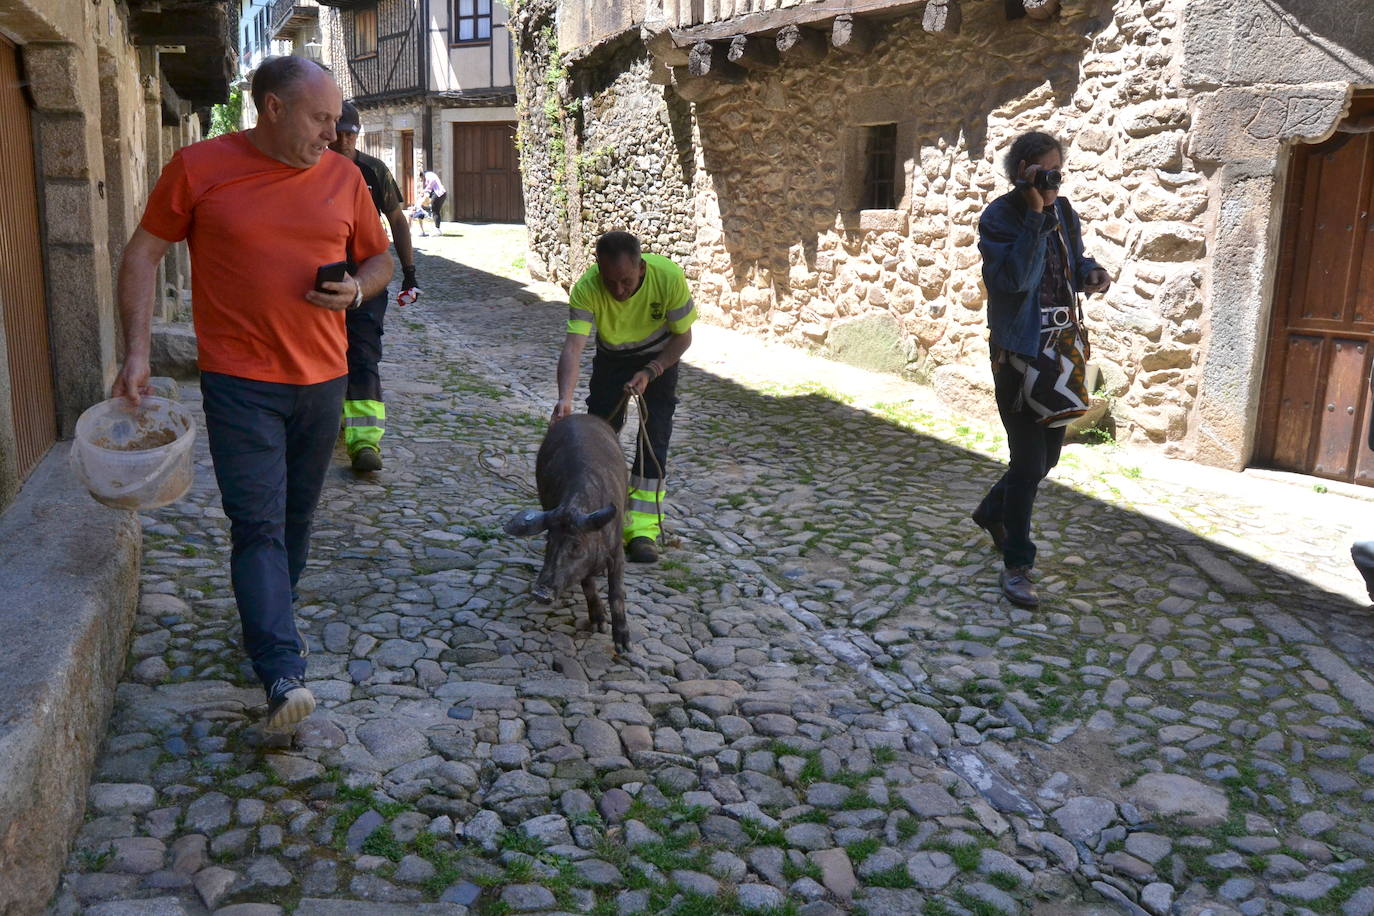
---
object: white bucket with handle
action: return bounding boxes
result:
[70,396,196,510]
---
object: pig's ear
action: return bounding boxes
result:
[504,508,550,536]
[576,504,618,532]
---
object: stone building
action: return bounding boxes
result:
[315,0,523,220]
[512,0,1374,484]
[0,0,234,907]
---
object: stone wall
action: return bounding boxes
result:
[0,1,214,904]
[510,0,571,282]
[516,0,1374,468]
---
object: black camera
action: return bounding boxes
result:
[1032,168,1062,191]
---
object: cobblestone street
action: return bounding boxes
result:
[54,225,1374,916]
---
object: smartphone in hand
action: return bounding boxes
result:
[314,260,348,293]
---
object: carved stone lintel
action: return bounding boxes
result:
[831,15,873,54]
[728,33,780,69]
[923,0,962,34]
[1023,0,1059,21]
[776,24,828,63]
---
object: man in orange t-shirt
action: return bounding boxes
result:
[113,56,393,730]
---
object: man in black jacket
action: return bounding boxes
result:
[329,101,421,472]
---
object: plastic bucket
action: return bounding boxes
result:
[70,396,196,510]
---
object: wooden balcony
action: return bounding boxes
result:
[128,0,237,105]
[271,0,320,38]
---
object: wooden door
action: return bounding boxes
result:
[0,37,57,482]
[451,122,524,222]
[1256,95,1374,484]
[400,130,414,206]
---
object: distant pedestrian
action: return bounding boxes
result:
[113,56,393,729]
[329,101,422,473]
[408,195,432,236]
[972,130,1112,608]
[551,231,696,564]
[423,169,448,233]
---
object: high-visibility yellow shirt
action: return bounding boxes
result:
[567,253,695,355]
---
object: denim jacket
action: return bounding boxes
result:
[977,189,1101,358]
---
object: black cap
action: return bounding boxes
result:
[336,101,361,134]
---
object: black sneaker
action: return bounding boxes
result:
[351,447,383,473]
[626,537,659,564]
[265,676,315,730]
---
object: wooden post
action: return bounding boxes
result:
[831,14,873,54]
[922,0,962,33]
[1023,0,1059,20]
[775,23,827,63]
[727,33,780,69]
[689,40,747,79]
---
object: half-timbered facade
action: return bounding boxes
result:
[314,0,522,221]
[513,0,1374,483]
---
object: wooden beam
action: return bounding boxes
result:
[1023,0,1059,20]
[830,15,873,54]
[688,40,747,79]
[776,24,827,63]
[670,0,924,46]
[922,0,962,34]
[727,33,779,69]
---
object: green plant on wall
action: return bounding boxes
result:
[574,145,615,187]
[542,25,570,207]
[208,84,243,138]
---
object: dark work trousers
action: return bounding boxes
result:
[201,370,346,691]
[586,349,678,484]
[974,359,1066,570]
[344,291,388,455]
[345,291,387,403]
[430,191,448,230]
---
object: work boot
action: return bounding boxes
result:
[1000,566,1039,608]
[971,510,1006,550]
[265,676,315,730]
[626,537,659,564]
[351,446,382,473]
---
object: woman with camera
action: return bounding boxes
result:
[972,131,1112,608]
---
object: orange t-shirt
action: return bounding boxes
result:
[139,132,389,385]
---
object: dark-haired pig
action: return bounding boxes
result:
[505,413,629,651]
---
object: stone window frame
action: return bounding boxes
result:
[860,123,900,209]
[838,90,914,233]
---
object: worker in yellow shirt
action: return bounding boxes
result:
[551,231,696,564]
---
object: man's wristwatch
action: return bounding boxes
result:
[348,279,363,310]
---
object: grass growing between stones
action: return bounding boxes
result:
[922,838,986,872]
[864,864,916,889]
[1309,866,1374,914]
[952,889,1010,916]
[844,837,881,864]
[360,824,406,861]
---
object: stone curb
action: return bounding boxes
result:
[0,444,141,912]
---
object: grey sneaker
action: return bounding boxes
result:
[999,566,1040,608]
[265,676,315,730]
